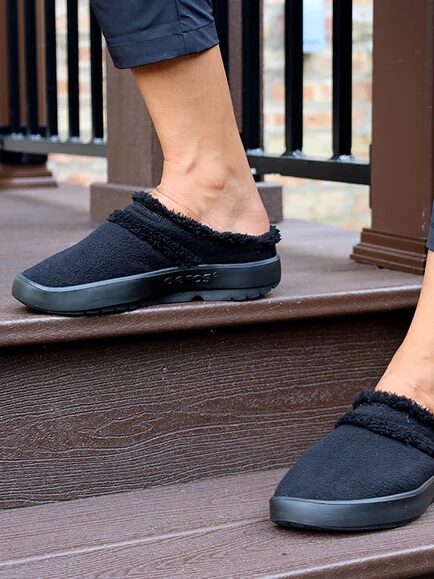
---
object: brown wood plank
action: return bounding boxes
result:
[1,468,433,578]
[0,310,412,508]
[0,186,422,348]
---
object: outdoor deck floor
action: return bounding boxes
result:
[0,185,423,348]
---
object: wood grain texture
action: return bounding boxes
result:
[0,310,411,508]
[1,468,433,578]
[0,186,422,348]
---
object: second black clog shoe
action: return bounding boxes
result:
[270,390,434,531]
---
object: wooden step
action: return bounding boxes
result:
[2,468,434,578]
[0,185,421,348]
[0,186,423,509]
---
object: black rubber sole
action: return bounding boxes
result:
[12,255,281,316]
[270,475,434,532]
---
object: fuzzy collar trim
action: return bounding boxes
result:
[132,192,281,247]
[336,389,434,458]
[353,389,434,431]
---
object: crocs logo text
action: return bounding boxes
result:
[163,272,218,286]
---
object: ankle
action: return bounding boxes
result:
[161,156,258,202]
[376,347,434,413]
[155,159,270,235]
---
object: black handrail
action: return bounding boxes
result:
[214,0,369,185]
[0,0,370,186]
[1,0,106,157]
[238,0,370,185]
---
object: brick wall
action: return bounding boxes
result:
[49,0,372,229]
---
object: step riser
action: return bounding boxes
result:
[0,310,412,509]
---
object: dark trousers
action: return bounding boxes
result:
[90,0,219,69]
[428,226,434,252]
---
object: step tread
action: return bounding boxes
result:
[1,468,433,578]
[1,186,421,348]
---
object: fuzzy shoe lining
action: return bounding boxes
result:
[336,390,434,458]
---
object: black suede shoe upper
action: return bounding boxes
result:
[23,192,280,288]
[274,390,434,501]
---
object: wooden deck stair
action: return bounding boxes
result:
[2,468,434,578]
[0,186,421,348]
[1,186,431,577]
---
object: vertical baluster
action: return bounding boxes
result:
[89,4,103,140]
[44,0,58,138]
[241,0,262,152]
[284,0,303,155]
[7,0,20,133]
[67,0,80,139]
[23,0,39,135]
[213,0,229,75]
[332,0,353,158]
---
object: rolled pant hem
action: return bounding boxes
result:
[107,21,219,69]
[427,229,434,252]
[426,201,434,252]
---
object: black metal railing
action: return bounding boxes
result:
[232,0,370,185]
[0,0,370,186]
[1,0,106,157]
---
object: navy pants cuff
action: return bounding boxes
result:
[426,202,434,252]
[107,21,219,69]
[427,229,434,253]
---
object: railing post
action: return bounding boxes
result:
[91,0,282,223]
[0,0,55,190]
[351,0,434,274]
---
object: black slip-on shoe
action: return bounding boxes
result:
[270,390,434,532]
[12,192,281,316]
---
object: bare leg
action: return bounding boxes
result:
[377,251,434,412]
[131,46,269,236]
